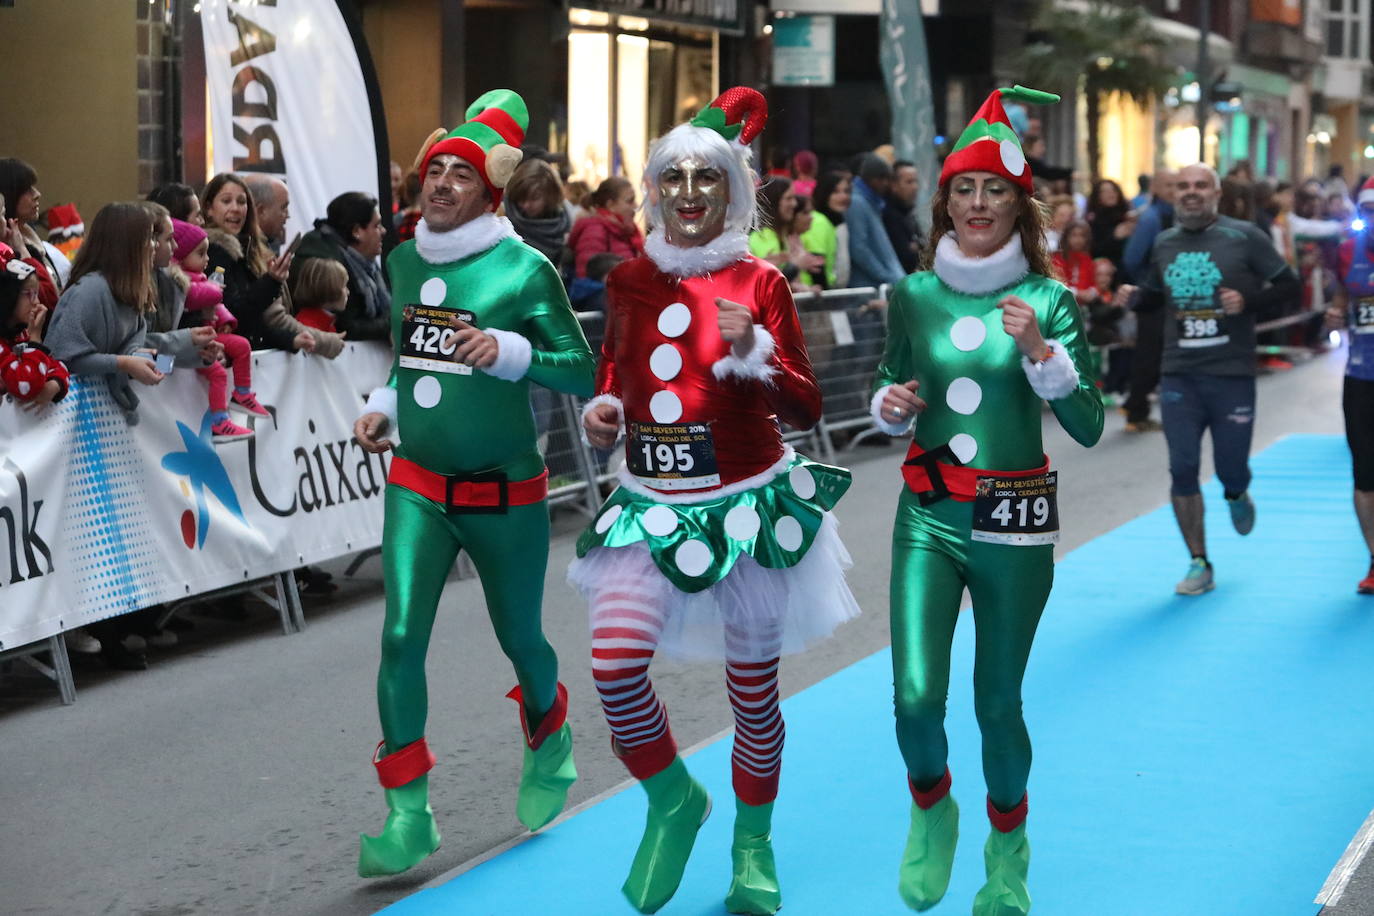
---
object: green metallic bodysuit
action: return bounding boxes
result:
[873,264,1102,810]
[377,232,594,752]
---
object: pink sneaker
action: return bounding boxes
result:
[211,418,255,443]
[228,390,270,418]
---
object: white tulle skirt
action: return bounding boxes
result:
[567,511,861,663]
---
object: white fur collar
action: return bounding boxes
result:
[933,234,1029,295]
[415,213,519,265]
[644,229,751,278]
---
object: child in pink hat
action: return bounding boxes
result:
[171,218,268,442]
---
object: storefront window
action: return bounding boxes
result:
[565,9,716,189]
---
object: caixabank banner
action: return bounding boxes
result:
[0,342,392,652]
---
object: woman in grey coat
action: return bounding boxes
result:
[45,202,214,423]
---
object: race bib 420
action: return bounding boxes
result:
[971,471,1059,545]
[400,305,475,375]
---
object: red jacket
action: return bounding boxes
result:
[0,330,70,403]
[568,210,644,278]
[1052,250,1095,293]
[295,307,338,333]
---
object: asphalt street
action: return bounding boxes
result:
[0,348,1359,916]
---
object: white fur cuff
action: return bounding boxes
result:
[581,393,625,447]
[481,328,533,382]
[1020,339,1080,400]
[711,326,778,385]
[870,384,915,436]
[361,385,398,438]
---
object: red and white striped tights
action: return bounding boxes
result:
[590,577,785,805]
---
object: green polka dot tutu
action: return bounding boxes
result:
[568,448,861,662]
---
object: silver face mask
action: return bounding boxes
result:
[656,156,730,247]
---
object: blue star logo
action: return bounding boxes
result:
[160,412,250,548]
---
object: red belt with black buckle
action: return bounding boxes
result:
[902,443,1050,504]
[388,456,548,513]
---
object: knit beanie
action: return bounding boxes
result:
[172,219,208,263]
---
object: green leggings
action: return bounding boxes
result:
[377,484,559,753]
[890,489,1053,810]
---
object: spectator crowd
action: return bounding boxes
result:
[0,126,1358,672]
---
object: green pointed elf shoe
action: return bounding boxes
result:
[972,796,1031,916]
[725,798,781,915]
[507,683,577,832]
[898,769,959,911]
[358,738,442,877]
[621,754,712,913]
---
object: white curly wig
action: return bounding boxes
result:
[641,122,759,235]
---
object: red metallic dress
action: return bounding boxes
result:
[570,253,859,661]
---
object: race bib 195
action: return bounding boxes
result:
[627,422,720,491]
[399,305,475,375]
[971,471,1059,546]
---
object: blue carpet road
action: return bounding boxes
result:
[380,434,1373,915]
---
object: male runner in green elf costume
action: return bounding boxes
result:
[352,89,595,877]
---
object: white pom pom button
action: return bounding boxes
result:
[949,433,978,464]
[675,539,713,577]
[788,466,817,500]
[774,516,803,552]
[946,377,982,415]
[650,344,683,381]
[657,302,692,338]
[950,316,986,352]
[649,390,683,423]
[641,505,679,537]
[999,139,1027,177]
[412,375,442,409]
[724,505,762,541]
[594,504,623,534]
[419,277,448,307]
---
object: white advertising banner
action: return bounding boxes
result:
[0,343,392,653]
[200,0,386,239]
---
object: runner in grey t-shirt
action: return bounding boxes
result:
[1148,214,1292,376]
[1117,163,1300,596]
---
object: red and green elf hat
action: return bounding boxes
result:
[939,85,1060,193]
[416,89,528,207]
[689,86,769,147]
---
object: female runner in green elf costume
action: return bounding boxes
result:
[871,87,1103,915]
[352,89,594,877]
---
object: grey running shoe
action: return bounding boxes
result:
[1175,558,1215,596]
[1226,491,1256,535]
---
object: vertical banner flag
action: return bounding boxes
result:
[880,0,937,231]
[200,0,390,242]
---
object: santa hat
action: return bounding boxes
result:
[46,203,84,240]
[939,85,1061,193]
[172,219,207,263]
[415,89,528,208]
[643,86,768,234]
[1358,178,1374,207]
